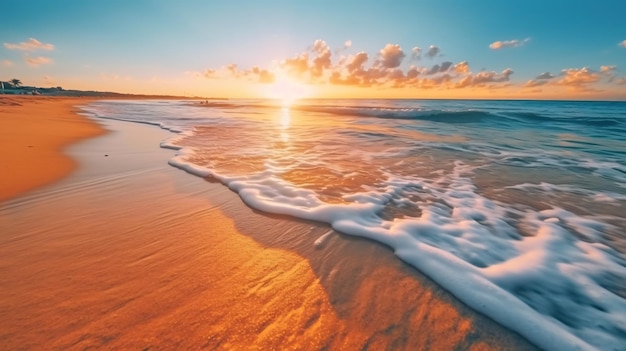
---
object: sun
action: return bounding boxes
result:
[265,76,310,105]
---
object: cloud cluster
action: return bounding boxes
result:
[195,40,506,90]
[192,39,625,94]
[455,68,513,88]
[524,66,623,90]
[489,38,530,50]
[3,37,55,67]
[4,38,54,51]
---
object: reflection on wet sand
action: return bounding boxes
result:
[0,118,536,350]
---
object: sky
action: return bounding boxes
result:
[2,0,626,100]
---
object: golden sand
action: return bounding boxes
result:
[0,99,537,350]
[0,96,105,202]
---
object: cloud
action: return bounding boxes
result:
[281,53,310,76]
[346,52,369,72]
[406,65,421,79]
[523,72,555,88]
[425,45,440,58]
[377,44,405,68]
[524,79,548,88]
[248,66,275,84]
[411,46,422,60]
[600,65,616,74]
[25,56,52,67]
[193,40,522,92]
[525,66,623,90]
[619,40,626,48]
[311,39,332,77]
[344,40,352,48]
[453,61,469,74]
[455,68,514,88]
[536,72,555,80]
[1,59,13,67]
[424,61,453,75]
[489,38,530,50]
[203,69,217,78]
[4,38,54,51]
[555,67,600,86]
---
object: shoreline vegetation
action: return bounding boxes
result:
[0,95,540,349]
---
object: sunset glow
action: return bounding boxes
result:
[264,76,311,105]
[3,2,626,350]
[2,1,626,100]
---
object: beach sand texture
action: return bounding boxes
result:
[0,97,537,350]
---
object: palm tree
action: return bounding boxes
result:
[10,78,22,88]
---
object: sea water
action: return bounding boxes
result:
[82,99,626,351]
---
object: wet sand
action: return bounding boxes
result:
[0,99,538,350]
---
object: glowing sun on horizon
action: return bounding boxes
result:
[265,76,310,105]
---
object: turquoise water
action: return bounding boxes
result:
[83,99,626,351]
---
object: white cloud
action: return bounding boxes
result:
[489,38,530,50]
[619,40,626,48]
[453,61,469,74]
[536,72,555,80]
[378,44,405,68]
[346,52,368,72]
[4,38,54,51]
[455,68,514,88]
[424,61,453,75]
[411,46,422,60]
[311,39,332,77]
[600,65,616,74]
[425,45,440,58]
[555,67,600,86]
[25,56,53,67]
[344,40,352,48]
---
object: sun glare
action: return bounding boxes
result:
[265,77,310,106]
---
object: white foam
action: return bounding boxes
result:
[83,100,626,351]
[167,153,625,350]
[314,230,334,248]
[508,182,626,204]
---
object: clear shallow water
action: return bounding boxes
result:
[82,99,626,351]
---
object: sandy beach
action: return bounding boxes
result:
[0,96,105,202]
[0,97,538,350]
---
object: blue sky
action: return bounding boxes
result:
[2,0,626,99]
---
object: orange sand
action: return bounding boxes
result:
[0,96,105,202]
[0,100,537,350]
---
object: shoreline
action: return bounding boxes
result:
[0,99,538,350]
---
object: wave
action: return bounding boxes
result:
[290,104,626,130]
[503,111,624,128]
[83,100,626,351]
[293,104,495,123]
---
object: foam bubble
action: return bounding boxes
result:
[83,99,626,351]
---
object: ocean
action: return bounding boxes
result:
[81,99,626,351]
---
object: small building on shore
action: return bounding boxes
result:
[1,81,41,95]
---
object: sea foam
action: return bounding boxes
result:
[83,99,626,351]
